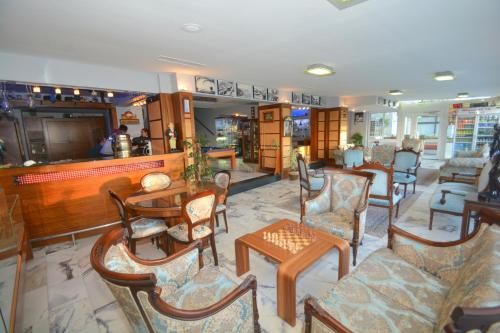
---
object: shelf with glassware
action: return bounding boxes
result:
[452,108,500,154]
[215,115,247,156]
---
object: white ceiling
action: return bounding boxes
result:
[1,0,499,100]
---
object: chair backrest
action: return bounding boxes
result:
[182,190,216,240]
[354,162,394,199]
[109,190,133,235]
[297,153,310,189]
[329,169,374,217]
[214,170,231,204]
[402,137,423,152]
[393,149,419,171]
[371,145,395,166]
[343,149,364,168]
[478,160,492,192]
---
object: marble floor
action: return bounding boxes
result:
[21,162,466,333]
[211,157,270,183]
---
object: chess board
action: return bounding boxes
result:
[262,225,315,254]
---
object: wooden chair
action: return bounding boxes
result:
[214,170,231,233]
[297,153,325,204]
[354,162,402,228]
[392,148,421,198]
[166,189,219,265]
[108,190,168,254]
[90,228,261,333]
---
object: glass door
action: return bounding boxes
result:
[475,113,499,150]
[454,114,475,153]
[416,115,439,157]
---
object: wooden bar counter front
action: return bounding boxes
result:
[0,153,186,245]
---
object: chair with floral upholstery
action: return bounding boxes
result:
[343,149,365,168]
[302,170,374,265]
[438,144,489,185]
[214,170,231,233]
[91,228,261,333]
[393,148,421,198]
[166,190,219,265]
[304,209,500,333]
[109,190,169,254]
[354,162,402,228]
[371,144,395,167]
[402,136,424,152]
[297,153,325,204]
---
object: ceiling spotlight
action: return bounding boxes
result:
[33,86,41,93]
[73,89,80,96]
[91,90,98,96]
[107,91,114,98]
[182,23,203,33]
[457,92,469,98]
[305,64,335,76]
[54,88,62,94]
[434,71,455,81]
[388,90,403,96]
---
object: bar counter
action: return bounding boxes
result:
[0,153,186,245]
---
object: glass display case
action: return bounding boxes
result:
[241,119,259,163]
[215,115,247,156]
[453,108,500,154]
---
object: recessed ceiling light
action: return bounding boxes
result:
[54,88,62,94]
[182,23,203,33]
[434,71,455,81]
[388,90,403,96]
[33,86,41,93]
[73,89,80,96]
[107,91,114,98]
[305,64,335,76]
[327,0,369,10]
[457,92,469,98]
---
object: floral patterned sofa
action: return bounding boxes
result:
[438,145,489,184]
[91,228,260,333]
[304,215,500,333]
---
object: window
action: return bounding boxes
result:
[369,112,398,139]
[416,115,439,139]
[404,116,412,136]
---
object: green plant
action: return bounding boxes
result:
[182,136,214,183]
[289,148,299,171]
[350,133,364,147]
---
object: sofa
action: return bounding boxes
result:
[439,145,489,184]
[304,216,500,333]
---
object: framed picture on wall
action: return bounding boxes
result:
[354,112,364,123]
[236,83,253,99]
[311,95,321,105]
[253,86,267,100]
[195,76,216,94]
[283,116,293,137]
[217,80,235,96]
[267,88,279,101]
[292,92,301,104]
[302,94,311,104]
[263,111,274,122]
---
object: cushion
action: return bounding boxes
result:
[351,248,450,323]
[429,191,464,214]
[130,218,168,239]
[104,244,134,274]
[368,190,403,207]
[331,173,369,213]
[161,266,237,310]
[303,210,364,241]
[310,176,325,191]
[394,172,417,184]
[448,157,486,168]
[186,194,215,223]
[167,222,212,242]
[317,274,434,333]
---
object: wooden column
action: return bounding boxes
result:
[171,92,196,165]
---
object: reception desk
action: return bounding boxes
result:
[0,153,186,245]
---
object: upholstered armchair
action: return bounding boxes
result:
[393,148,421,197]
[302,170,374,265]
[438,145,489,184]
[91,228,261,333]
[214,170,231,233]
[371,144,395,167]
[343,149,364,168]
[354,162,402,228]
[109,190,169,254]
[297,153,325,204]
[304,211,500,333]
[401,136,424,152]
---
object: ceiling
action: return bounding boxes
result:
[1,0,499,101]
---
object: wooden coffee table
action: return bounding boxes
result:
[235,219,350,326]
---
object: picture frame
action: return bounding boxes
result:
[253,86,267,100]
[292,92,301,104]
[267,88,279,102]
[217,79,235,96]
[354,112,364,123]
[283,116,293,137]
[236,83,253,99]
[263,111,274,122]
[195,76,216,94]
[311,95,321,105]
[302,94,311,105]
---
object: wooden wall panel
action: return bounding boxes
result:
[310,107,348,165]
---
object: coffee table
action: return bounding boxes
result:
[235,219,350,326]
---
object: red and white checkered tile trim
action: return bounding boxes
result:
[15,160,164,185]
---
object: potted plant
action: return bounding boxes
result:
[182,136,214,184]
[288,148,299,181]
[350,133,364,147]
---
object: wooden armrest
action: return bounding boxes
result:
[439,189,466,204]
[394,183,400,195]
[451,172,480,180]
[148,274,259,321]
[304,296,353,333]
[444,306,500,333]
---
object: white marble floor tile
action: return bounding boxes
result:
[21,285,50,333]
[49,297,99,333]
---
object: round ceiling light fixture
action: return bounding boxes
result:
[434,71,455,81]
[388,90,403,96]
[305,64,335,76]
[457,92,469,98]
[182,23,203,33]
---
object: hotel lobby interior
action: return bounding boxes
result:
[0,0,500,332]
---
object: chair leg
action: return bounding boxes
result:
[223,210,228,233]
[300,187,303,205]
[129,238,136,255]
[403,184,407,198]
[413,181,416,194]
[395,202,400,218]
[429,210,434,230]
[352,240,358,266]
[388,207,393,229]
[210,234,219,266]
[215,214,220,227]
